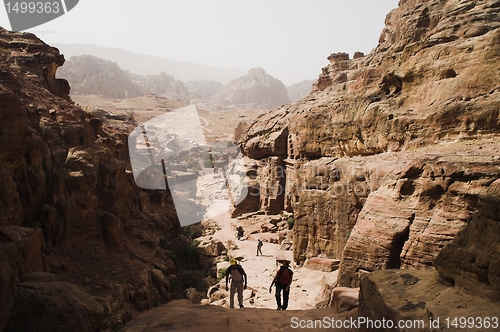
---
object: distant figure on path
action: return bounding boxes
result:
[257,238,263,256]
[225,258,247,308]
[236,226,244,240]
[269,260,293,310]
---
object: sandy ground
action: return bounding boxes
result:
[199,170,335,311]
[71,94,268,142]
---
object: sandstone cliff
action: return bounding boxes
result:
[236,0,500,326]
[0,28,207,331]
[209,67,291,110]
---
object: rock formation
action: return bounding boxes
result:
[185,80,224,100]
[236,0,500,326]
[209,67,291,110]
[131,71,200,104]
[56,54,141,98]
[57,56,296,111]
[0,27,206,331]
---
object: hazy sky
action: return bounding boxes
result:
[1,0,400,85]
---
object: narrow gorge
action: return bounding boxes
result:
[0,0,499,331]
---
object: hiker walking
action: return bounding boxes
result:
[256,238,263,256]
[225,258,247,308]
[269,260,293,310]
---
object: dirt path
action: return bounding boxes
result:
[204,198,336,311]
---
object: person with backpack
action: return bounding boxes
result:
[269,260,293,310]
[225,258,247,308]
[257,238,263,256]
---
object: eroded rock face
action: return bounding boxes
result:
[358,269,499,332]
[238,1,500,280]
[0,28,182,330]
[434,178,500,301]
[6,281,107,332]
[237,0,500,307]
[338,157,500,287]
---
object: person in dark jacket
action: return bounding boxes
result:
[269,260,293,310]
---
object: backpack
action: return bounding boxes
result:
[277,266,293,285]
[230,265,244,281]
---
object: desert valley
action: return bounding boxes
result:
[1,0,500,331]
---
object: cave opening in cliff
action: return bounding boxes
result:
[387,227,411,269]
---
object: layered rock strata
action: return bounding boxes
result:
[237,0,500,309]
[0,28,185,331]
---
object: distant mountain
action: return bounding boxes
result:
[57,54,141,98]
[185,81,224,100]
[58,55,199,103]
[287,79,315,102]
[53,43,245,84]
[209,67,290,110]
[58,55,299,110]
[128,71,200,104]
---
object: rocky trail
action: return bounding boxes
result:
[207,204,335,311]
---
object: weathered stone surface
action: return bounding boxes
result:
[330,287,359,314]
[197,236,226,257]
[305,257,340,272]
[6,281,107,332]
[242,1,500,160]
[0,28,182,331]
[338,157,500,287]
[239,0,500,294]
[0,226,46,282]
[0,248,15,332]
[290,156,404,264]
[120,299,343,332]
[434,178,500,301]
[358,269,500,332]
[101,213,125,253]
[228,157,261,216]
[20,272,58,283]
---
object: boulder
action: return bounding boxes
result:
[358,269,499,332]
[330,287,359,313]
[197,237,226,257]
[6,281,107,332]
[305,257,340,272]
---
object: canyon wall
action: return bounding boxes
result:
[0,28,187,331]
[238,0,500,296]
